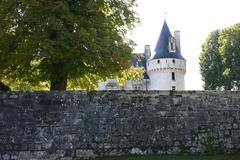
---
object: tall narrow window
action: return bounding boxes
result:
[172,72,175,81]
[169,37,176,52]
[170,43,174,50]
[172,86,176,91]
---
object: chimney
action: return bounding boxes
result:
[174,30,181,53]
[144,45,151,59]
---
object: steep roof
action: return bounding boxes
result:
[131,53,147,69]
[153,21,185,60]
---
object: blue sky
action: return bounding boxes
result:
[129,0,240,90]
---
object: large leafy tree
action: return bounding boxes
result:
[199,24,240,90]
[219,23,240,90]
[199,30,225,90]
[0,0,138,90]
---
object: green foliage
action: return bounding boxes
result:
[67,67,144,90]
[67,74,102,90]
[116,66,144,85]
[0,66,144,91]
[0,0,139,90]
[2,78,49,91]
[199,24,240,90]
[199,30,224,90]
[219,23,240,89]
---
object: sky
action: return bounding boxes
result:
[129,0,240,90]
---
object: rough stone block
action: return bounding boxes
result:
[2,154,10,160]
[76,150,96,159]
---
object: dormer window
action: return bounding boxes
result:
[169,37,176,52]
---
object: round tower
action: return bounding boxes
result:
[147,21,186,90]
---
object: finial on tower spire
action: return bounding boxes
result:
[164,12,167,21]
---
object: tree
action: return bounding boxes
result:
[0,0,139,90]
[116,66,144,85]
[199,30,225,90]
[199,24,240,90]
[67,67,144,90]
[219,23,240,90]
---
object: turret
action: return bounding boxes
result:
[147,20,186,90]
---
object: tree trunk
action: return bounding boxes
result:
[50,77,67,91]
[50,62,67,91]
[0,81,11,91]
[225,84,232,91]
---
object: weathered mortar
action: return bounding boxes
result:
[0,91,240,159]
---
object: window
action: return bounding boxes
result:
[170,43,174,50]
[169,37,176,52]
[172,72,175,81]
[172,59,175,63]
[157,60,160,64]
[172,86,176,91]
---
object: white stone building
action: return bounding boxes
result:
[98,20,186,91]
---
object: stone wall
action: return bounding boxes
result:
[0,91,240,159]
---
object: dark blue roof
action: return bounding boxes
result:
[131,54,147,69]
[153,21,185,60]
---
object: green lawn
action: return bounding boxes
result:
[96,155,240,160]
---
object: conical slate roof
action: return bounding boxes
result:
[153,21,185,60]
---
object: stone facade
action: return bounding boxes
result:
[0,91,240,159]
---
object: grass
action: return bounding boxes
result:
[96,154,240,160]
